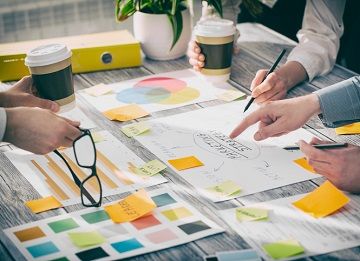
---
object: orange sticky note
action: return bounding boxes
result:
[294,157,316,173]
[104,189,156,223]
[168,156,204,171]
[335,122,360,135]
[292,181,350,218]
[25,196,62,214]
[103,104,149,121]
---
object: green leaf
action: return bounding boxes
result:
[168,10,183,50]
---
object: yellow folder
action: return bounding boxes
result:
[0,30,141,82]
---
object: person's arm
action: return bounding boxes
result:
[315,76,360,127]
[287,0,346,82]
[0,108,6,142]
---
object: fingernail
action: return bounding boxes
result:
[254,132,262,141]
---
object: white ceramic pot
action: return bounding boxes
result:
[133,9,191,60]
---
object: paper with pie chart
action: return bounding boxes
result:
[79,69,230,113]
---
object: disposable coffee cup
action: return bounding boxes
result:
[194,18,236,82]
[25,43,75,112]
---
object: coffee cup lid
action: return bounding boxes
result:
[194,18,236,37]
[25,43,71,67]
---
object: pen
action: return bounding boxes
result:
[283,142,348,150]
[243,49,287,113]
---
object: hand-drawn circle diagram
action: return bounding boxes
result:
[193,131,261,160]
[116,77,200,105]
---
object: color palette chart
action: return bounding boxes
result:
[5,188,224,260]
[79,69,230,114]
[219,193,360,260]
[5,131,167,206]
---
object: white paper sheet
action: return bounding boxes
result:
[79,69,233,113]
[133,99,320,202]
[220,193,360,260]
[59,106,96,129]
[5,188,224,261]
[5,131,167,206]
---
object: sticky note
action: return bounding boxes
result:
[206,180,241,197]
[236,207,268,222]
[25,196,62,214]
[162,207,193,221]
[104,189,156,223]
[121,122,150,137]
[292,180,350,218]
[91,132,106,143]
[68,231,106,247]
[103,104,149,122]
[14,226,46,242]
[48,218,79,233]
[217,89,246,102]
[168,156,204,171]
[27,241,60,258]
[335,122,360,135]
[216,249,261,261]
[294,157,316,173]
[135,159,167,177]
[85,83,112,97]
[262,239,305,259]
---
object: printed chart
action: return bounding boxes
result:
[134,99,320,202]
[79,69,231,113]
[219,194,360,261]
[5,188,224,261]
[5,131,167,206]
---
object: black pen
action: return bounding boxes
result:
[243,49,287,113]
[283,143,348,150]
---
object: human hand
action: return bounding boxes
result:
[229,94,321,140]
[299,137,360,193]
[4,107,81,154]
[251,61,308,104]
[0,76,59,112]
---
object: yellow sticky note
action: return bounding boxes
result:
[294,157,316,173]
[216,89,246,102]
[85,83,112,97]
[103,104,149,122]
[121,122,150,138]
[168,156,204,171]
[25,196,62,214]
[104,189,156,223]
[236,207,268,222]
[91,132,106,143]
[162,207,193,221]
[135,160,167,177]
[68,231,106,247]
[292,180,350,218]
[263,239,305,259]
[206,180,241,197]
[335,122,360,135]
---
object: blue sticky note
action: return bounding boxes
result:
[216,249,261,261]
[27,241,59,258]
[111,238,143,253]
[151,193,177,207]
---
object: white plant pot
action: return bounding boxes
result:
[133,9,191,61]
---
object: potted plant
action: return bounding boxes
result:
[115,0,223,61]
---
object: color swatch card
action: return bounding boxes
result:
[133,99,320,202]
[5,131,167,206]
[5,188,224,261]
[79,69,234,114]
[220,193,360,260]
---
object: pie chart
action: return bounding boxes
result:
[116,77,200,105]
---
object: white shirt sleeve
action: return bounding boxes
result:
[286,0,346,81]
[0,107,7,142]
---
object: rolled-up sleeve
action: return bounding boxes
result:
[315,76,360,127]
[0,107,7,141]
[287,0,346,81]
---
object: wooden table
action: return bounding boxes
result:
[1,23,359,260]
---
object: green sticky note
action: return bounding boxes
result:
[121,122,150,138]
[236,207,269,222]
[48,218,79,233]
[206,180,241,197]
[135,160,167,177]
[68,231,106,247]
[262,239,305,259]
[81,210,110,224]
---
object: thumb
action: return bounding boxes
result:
[26,95,59,112]
[251,70,268,91]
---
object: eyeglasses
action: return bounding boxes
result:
[54,128,102,207]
